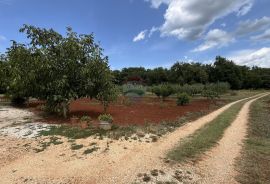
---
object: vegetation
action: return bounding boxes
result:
[80,116,92,122]
[177,93,190,106]
[71,144,84,150]
[112,57,270,90]
[168,100,246,162]
[98,114,113,123]
[0,25,116,117]
[122,84,146,96]
[236,96,270,184]
[152,84,174,101]
[83,147,99,154]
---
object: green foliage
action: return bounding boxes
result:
[4,24,114,117]
[80,116,92,122]
[98,114,113,123]
[96,84,119,113]
[174,83,204,96]
[0,56,9,94]
[111,57,270,90]
[204,82,230,95]
[122,84,146,96]
[71,144,83,150]
[152,84,175,101]
[202,90,219,100]
[177,93,190,106]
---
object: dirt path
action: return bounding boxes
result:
[196,94,269,184]
[0,93,265,184]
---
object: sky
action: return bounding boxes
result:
[0,0,270,69]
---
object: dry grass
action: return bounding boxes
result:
[168,100,247,162]
[236,95,270,184]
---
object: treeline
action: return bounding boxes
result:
[113,56,270,89]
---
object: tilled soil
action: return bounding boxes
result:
[70,97,214,125]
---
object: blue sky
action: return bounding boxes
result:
[0,0,270,69]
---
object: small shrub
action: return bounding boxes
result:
[152,84,175,101]
[98,114,113,123]
[122,84,146,96]
[80,115,92,122]
[202,90,219,100]
[124,89,145,96]
[177,93,190,106]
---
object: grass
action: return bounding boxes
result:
[71,144,83,150]
[236,95,270,184]
[83,147,99,154]
[168,100,247,162]
[34,136,63,153]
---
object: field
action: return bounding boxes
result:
[1,90,269,184]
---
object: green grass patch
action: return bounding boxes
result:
[83,147,99,154]
[71,144,84,150]
[34,136,63,153]
[168,100,247,162]
[236,95,270,184]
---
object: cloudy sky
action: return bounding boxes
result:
[0,0,270,68]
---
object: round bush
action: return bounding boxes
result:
[177,93,190,106]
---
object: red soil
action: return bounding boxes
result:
[29,97,214,126]
[68,97,212,126]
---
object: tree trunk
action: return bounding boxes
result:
[62,101,69,119]
[103,102,108,114]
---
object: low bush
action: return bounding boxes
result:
[152,84,175,101]
[122,84,146,96]
[202,90,219,100]
[98,114,113,123]
[80,116,92,122]
[177,93,190,106]
[205,82,230,95]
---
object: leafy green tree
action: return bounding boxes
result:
[0,55,9,94]
[210,56,243,89]
[6,24,114,118]
[6,41,38,104]
[152,84,175,101]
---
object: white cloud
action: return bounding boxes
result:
[228,47,270,68]
[235,16,270,36]
[146,0,254,40]
[144,0,172,8]
[133,30,148,42]
[193,29,234,52]
[149,26,159,37]
[251,29,270,41]
[0,35,6,41]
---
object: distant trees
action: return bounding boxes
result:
[2,25,117,117]
[111,56,270,90]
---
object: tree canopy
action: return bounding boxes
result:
[2,25,117,117]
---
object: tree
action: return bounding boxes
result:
[210,56,243,89]
[0,55,9,94]
[152,84,175,101]
[6,41,38,104]
[170,62,208,84]
[6,24,115,118]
